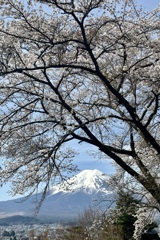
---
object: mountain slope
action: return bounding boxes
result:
[50,169,110,194]
[0,169,113,223]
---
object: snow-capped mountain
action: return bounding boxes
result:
[0,169,113,223]
[50,169,110,194]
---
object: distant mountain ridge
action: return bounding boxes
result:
[0,169,113,223]
[0,216,40,226]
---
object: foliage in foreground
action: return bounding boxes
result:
[54,191,159,240]
[26,190,160,240]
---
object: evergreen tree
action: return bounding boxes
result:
[115,191,140,240]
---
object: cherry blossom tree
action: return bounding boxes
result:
[0,0,159,205]
[109,160,160,239]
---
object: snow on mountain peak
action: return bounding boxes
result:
[0,169,113,221]
[50,169,110,195]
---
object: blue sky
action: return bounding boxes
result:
[0,0,159,201]
[137,0,159,10]
[137,0,159,8]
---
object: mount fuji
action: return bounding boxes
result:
[0,169,114,223]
